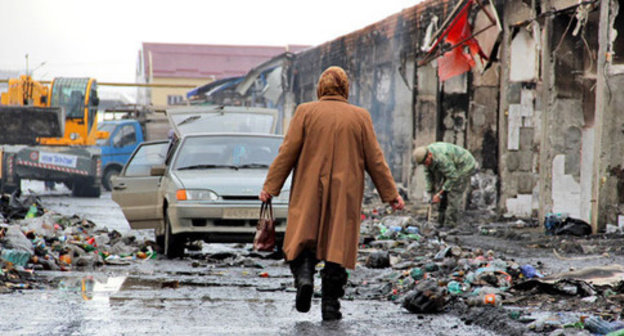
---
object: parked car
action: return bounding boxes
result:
[99,104,278,193]
[111,131,290,257]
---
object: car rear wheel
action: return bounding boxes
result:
[164,210,184,258]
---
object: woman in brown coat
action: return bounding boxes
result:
[259,66,404,320]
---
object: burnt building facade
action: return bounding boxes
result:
[193,0,624,232]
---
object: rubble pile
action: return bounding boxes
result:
[0,193,155,291]
[351,210,624,335]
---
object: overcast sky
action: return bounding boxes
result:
[0,0,419,86]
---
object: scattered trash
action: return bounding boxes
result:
[410,267,424,280]
[583,315,624,335]
[0,192,159,291]
[402,279,447,313]
[520,264,543,279]
[544,213,592,236]
[0,249,31,267]
[162,280,180,289]
[366,251,391,268]
[466,293,502,307]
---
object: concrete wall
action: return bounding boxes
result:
[291,27,416,187]
[497,1,602,225]
[593,0,624,229]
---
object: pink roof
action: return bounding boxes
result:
[142,42,309,80]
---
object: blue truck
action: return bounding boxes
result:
[96,108,171,191]
[96,120,144,191]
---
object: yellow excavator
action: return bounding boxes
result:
[0,75,104,197]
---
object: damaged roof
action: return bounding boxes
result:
[297,0,462,59]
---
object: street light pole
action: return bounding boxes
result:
[25,53,46,77]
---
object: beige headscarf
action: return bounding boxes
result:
[316,66,349,100]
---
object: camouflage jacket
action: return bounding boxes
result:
[424,142,476,193]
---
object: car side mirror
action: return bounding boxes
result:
[150,164,167,176]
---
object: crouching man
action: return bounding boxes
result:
[413,142,476,228]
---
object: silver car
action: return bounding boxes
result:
[112,106,289,258]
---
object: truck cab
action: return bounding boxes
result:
[97,120,144,191]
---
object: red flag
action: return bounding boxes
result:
[437,0,484,81]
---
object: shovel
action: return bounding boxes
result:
[427,202,433,223]
[420,201,436,237]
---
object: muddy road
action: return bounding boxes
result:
[3,183,497,336]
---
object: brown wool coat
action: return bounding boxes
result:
[263,95,398,269]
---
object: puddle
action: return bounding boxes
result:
[56,275,126,301]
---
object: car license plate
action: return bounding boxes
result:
[223,208,260,219]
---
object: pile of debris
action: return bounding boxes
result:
[351,210,624,335]
[0,192,156,291]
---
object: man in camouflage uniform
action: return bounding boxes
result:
[413,142,476,228]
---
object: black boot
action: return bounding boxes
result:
[321,297,341,321]
[321,262,347,321]
[289,251,316,313]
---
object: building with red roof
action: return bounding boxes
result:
[135,42,309,106]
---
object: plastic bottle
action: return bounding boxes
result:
[406,226,420,234]
[424,263,439,272]
[389,226,402,233]
[0,249,31,267]
[377,224,389,239]
[607,328,624,336]
[584,316,624,335]
[406,233,421,240]
[25,205,38,219]
[447,281,463,295]
[467,293,502,307]
[520,264,543,278]
[410,267,424,280]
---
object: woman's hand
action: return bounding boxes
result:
[259,190,272,203]
[389,195,405,210]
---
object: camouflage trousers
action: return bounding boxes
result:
[438,175,471,228]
